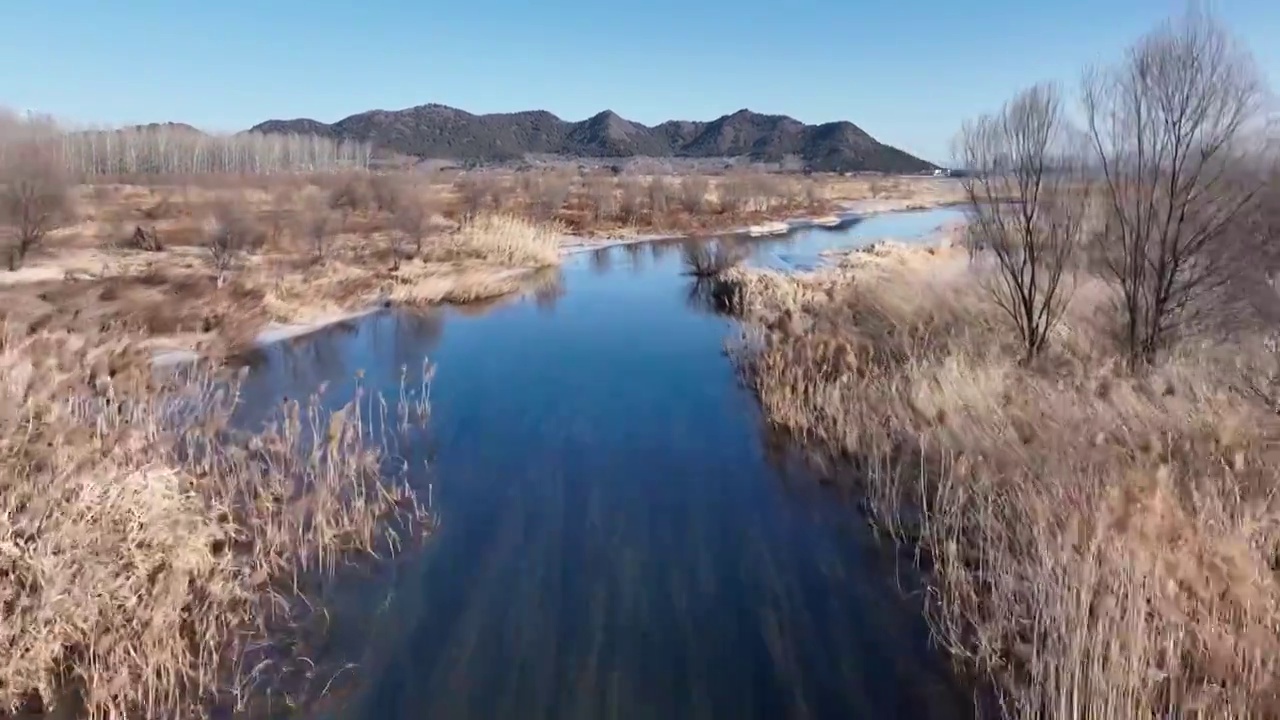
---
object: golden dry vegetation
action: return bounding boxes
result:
[0,172,571,359]
[0,327,432,718]
[720,232,1280,718]
[1,156,958,360]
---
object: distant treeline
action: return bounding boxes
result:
[0,111,372,176]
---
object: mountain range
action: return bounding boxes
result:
[249,105,935,173]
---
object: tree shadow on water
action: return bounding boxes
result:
[684,276,738,318]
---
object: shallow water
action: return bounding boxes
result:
[235,208,974,720]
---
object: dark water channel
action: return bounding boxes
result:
[235,209,973,720]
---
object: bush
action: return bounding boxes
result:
[680,239,748,277]
[0,142,71,270]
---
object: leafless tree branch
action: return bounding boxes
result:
[957,82,1092,361]
[1083,7,1267,366]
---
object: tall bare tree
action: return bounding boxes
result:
[957,82,1092,361]
[1,106,373,178]
[0,141,71,271]
[1083,8,1267,366]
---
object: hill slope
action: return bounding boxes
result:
[250,105,934,173]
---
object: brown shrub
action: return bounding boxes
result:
[391,194,437,267]
[679,176,711,214]
[0,143,72,270]
[717,174,754,214]
[617,177,647,224]
[369,172,406,214]
[261,184,298,250]
[205,202,264,286]
[297,192,337,261]
[680,239,748,277]
[647,177,670,219]
[528,172,574,221]
[326,172,374,232]
[452,174,494,217]
[585,176,617,222]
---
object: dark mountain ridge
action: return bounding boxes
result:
[250,104,934,173]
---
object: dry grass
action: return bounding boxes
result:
[0,329,432,718]
[721,242,1280,719]
[429,213,562,267]
[0,170,956,358]
[259,258,557,319]
[1,177,568,358]
[443,169,858,237]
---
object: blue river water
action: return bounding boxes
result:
[234,208,975,720]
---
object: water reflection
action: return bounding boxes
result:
[684,277,735,317]
[649,237,681,263]
[368,310,445,374]
[589,246,613,275]
[529,267,567,313]
[620,241,648,274]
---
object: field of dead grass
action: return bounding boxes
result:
[719,240,1280,719]
[0,328,432,718]
[1,171,955,359]
[1,176,570,359]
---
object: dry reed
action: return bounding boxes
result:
[431,213,563,267]
[722,245,1280,719]
[0,329,432,718]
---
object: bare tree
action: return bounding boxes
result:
[0,142,71,271]
[0,114,373,178]
[522,171,572,221]
[957,82,1092,361]
[648,177,670,219]
[718,174,753,214]
[392,198,435,268]
[205,203,263,287]
[586,176,617,222]
[327,172,373,232]
[370,173,406,214]
[679,176,711,214]
[262,185,297,250]
[801,178,824,208]
[487,178,512,212]
[1083,8,1267,366]
[617,177,647,224]
[453,174,491,217]
[298,194,336,262]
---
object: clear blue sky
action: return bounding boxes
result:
[1,0,1276,164]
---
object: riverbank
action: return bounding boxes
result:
[561,193,964,257]
[177,204,962,363]
[2,174,961,366]
[136,200,958,369]
[717,238,1280,717]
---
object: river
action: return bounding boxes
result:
[233,208,975,720]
